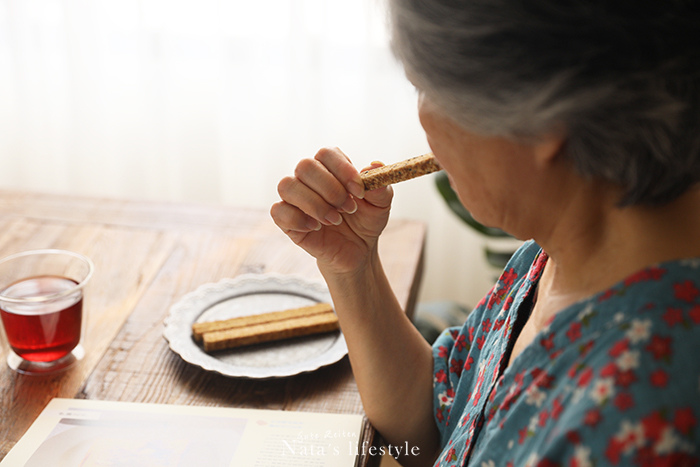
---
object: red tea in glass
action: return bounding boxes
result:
[0,276,83,362]
[0,249,93,374]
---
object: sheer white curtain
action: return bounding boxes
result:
[0,0,497,306]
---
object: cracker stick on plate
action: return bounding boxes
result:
[201,310,339,352]
[192,302,333,342]
[360,152,441,191]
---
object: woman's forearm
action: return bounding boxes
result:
[319,250,440,466]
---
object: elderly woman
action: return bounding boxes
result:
[271,0,700,465]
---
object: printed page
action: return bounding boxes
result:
[2,399,364,467]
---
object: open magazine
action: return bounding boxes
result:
[2,398,365,467]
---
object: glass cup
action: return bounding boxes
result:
[0,249,94,374]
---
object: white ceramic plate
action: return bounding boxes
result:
[163,274,347,378]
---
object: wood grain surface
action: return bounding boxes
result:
[0,190,426,466]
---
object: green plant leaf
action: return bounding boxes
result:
[484,247,515,269]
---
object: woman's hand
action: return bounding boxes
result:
[270,147,393,274]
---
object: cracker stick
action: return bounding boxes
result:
[202,311,339,352]
[360,153,441,191]
[192,302,333,342]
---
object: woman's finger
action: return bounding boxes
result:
[277,175,344,226]
[361,161,386,172]
[314,147,366,200]
[270,200,322,233]
[294,158,357,215]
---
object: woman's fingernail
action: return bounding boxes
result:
[324,211,343,226]
[341,197,357,214]
[306,218,322,231]
[346,181,365,199]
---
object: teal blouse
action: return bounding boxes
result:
[432,240,700,466]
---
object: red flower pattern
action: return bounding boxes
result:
[689,305,700,324]
[649,369,669,387]
[674,280,700,303]
[577,367,593,387]
[566,321,582,342]
[454,334,468,352]
[645,335,672,360]
[608,338,629,358]
[584,408,602,427]
[449,358,463,376]
[624,267,666,286]
[663,307,684,327]
[615,369,637,388]
[613,392,634,411]
[540,333,555,351]
[674,408,697,435]
[463,355,474,372]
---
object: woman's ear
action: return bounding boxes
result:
[533,129,567,168]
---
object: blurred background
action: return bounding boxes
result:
[0,0,516,313]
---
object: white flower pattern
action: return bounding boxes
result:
[626,319,652,343]
[590,378,615,405]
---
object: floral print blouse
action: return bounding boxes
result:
[432,240,700,466]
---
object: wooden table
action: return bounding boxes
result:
[0,190,426,466]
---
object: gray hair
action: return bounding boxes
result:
[388,0,700,206]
